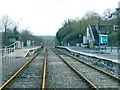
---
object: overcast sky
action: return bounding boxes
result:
[0,0,119,36]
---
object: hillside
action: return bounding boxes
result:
[40,36,59,46]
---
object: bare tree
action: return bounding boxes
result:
[102,8,114,19]
[0,15,16,46]
[83,10,99,19]
[0,15,15,33]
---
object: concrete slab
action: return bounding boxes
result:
[7,49,28,57]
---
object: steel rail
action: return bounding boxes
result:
[52,49,99,90]
[42,48,47,90]
[57,49,120,82]
[0,51,41,90]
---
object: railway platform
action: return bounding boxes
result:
[66,46,119,63]
[3,46,41,57]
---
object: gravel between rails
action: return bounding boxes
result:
[59,47,119,77]
[2,56,31,84]
[6,50,45,89]
[46,48,92,89]
[57,51,120,88]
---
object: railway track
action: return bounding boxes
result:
[1,48,96,89]
[0,48,47,90]
[1,47,119,89]
[54,48,120,88]
[46,48,98,89]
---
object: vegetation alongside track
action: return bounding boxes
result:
[56,11,119,46]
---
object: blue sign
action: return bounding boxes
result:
[99,34,108,44]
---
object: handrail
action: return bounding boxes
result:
[5,43,15,48]
[4,41,23,55]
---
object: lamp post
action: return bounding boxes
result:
[79,34,82,46]
[97,17,101,50]
[17,19,22,41]
[93,13,101,49]
[80,21,82,32]
[17,19,22,32]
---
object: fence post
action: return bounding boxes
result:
[111,46,112,53]
[14,43,16,51]
[8,48,10,55]
[105,46,106,52]
[117,47,119,53]
[21,42,23,49]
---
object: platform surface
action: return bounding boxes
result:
[66,46,119,64]
[4,46,41,57]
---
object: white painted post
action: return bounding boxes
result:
[18,41,21,49]
[14,43,16,51]
[8,48,10,55]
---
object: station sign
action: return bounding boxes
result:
[99,34,108,44]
